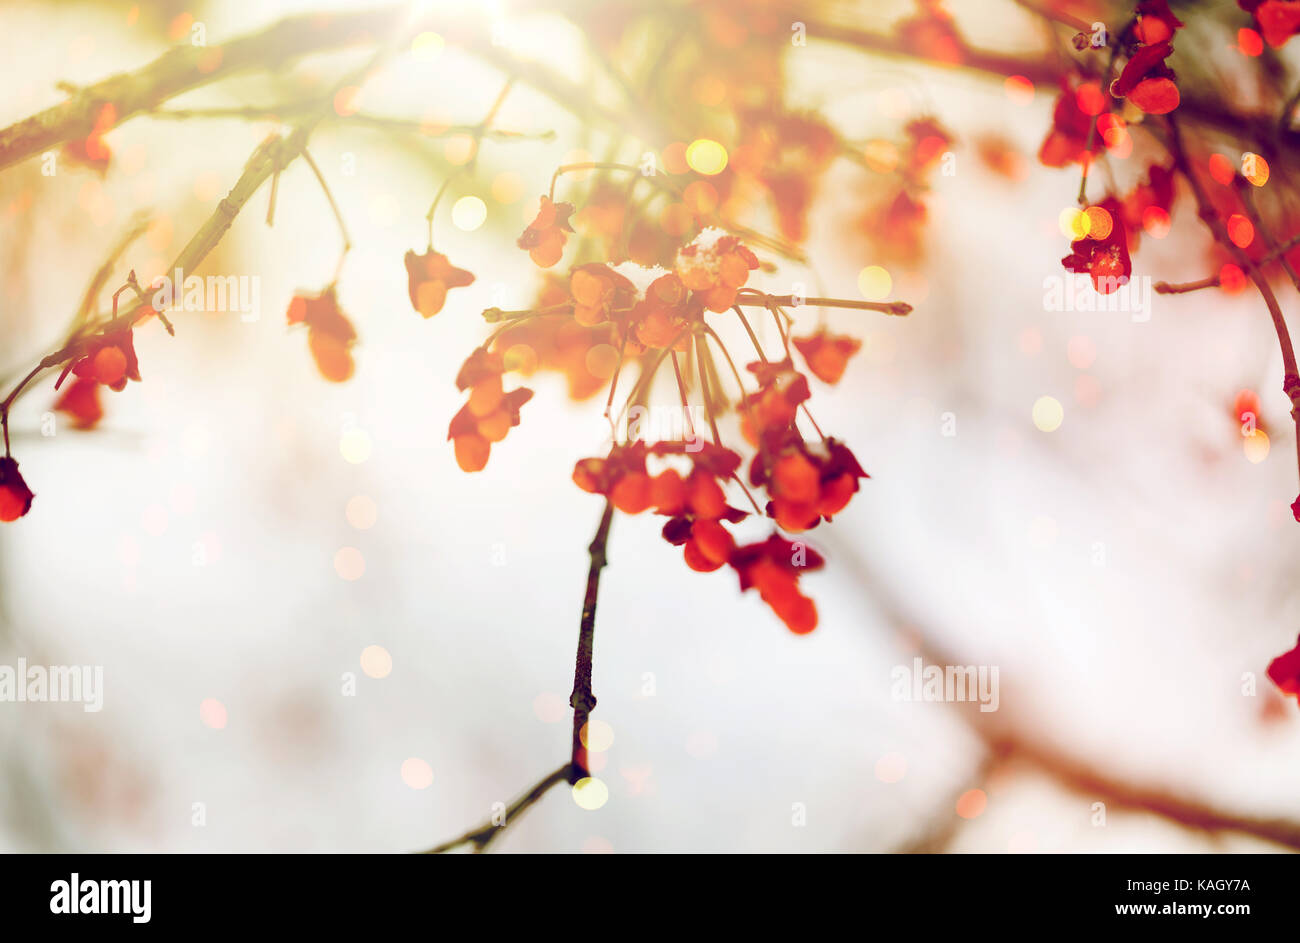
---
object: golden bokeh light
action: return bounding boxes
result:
[340,428,372,464]
[1032,396,1064,432]
[685,138,728,175]
[451,195,487,231]
[858,265,892,300]
[580,719,615,752]
[571,777,610,810]
[1244,429,1270,463]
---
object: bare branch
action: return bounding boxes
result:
[0,6,408,171]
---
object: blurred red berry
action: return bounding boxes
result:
[0,457,34,523]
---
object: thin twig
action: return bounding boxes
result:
[1154,275,1221,295]
[422,764,573,854]
[735,291,912,316]
[569,499,614,784]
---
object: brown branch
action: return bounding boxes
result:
[569,499,614,783]
[735,291,912,317]
[1236,179,1300,296]
[0,36,401,439]
[422,764,573,854]
[148,104,556,142]
[989,734,1300,850]
[1154,233,1300,295]
[799,17,1300,160]
[820,532,1300,853]
[1164,115,1300,507]
[424,498,617,851]
[1,129,301,432]
[423,495,617,853]
[0,6,408,171]
[1154,275,1221,295]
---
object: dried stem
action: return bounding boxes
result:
[695,335,724,447]
[735,291,912,317]
[422,763,573,854]
[1076,20,1132,206]
[569,499,614,784]
[1154,275,1221,295]
[1236,180,1300,295]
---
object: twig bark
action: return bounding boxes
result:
[424,499,616,853]
[422,764,573,854]
[735,291,912,317]
[0,6,407,171]
[569,499,614,784]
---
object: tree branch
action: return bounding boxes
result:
[421,764,573,854]
[1163,115,1300,509]
[569,499,614,783]
[821,532,1300,853]
[0,6,408,171]
[424,499,616,853]
[734,291,912,317]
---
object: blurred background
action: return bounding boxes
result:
[1,0,1299,853]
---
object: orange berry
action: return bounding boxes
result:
[570,268,607,307]
[92,346,128,387]
[773,497,819,532]
[691,519,734,564]
[610,472,653,514]
[415,279,449,318]
[650,469,686,514]
[1128,77,1179,115]
[702,284,737,313]
[533,198,557,229]
[718,252,750,289]
[687,472,727,519]
[773,452,820,503]
[771,591,817,634]
[454,433,491,472]
[530,229,566,268]
[573,458,606,494]
[477,409,511,443]
[678,266,714,292]
[467,376,505,417]
[818,473,856,517]
[683,539,725,572]
[0,487,26,522]
[308,332,354,383]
